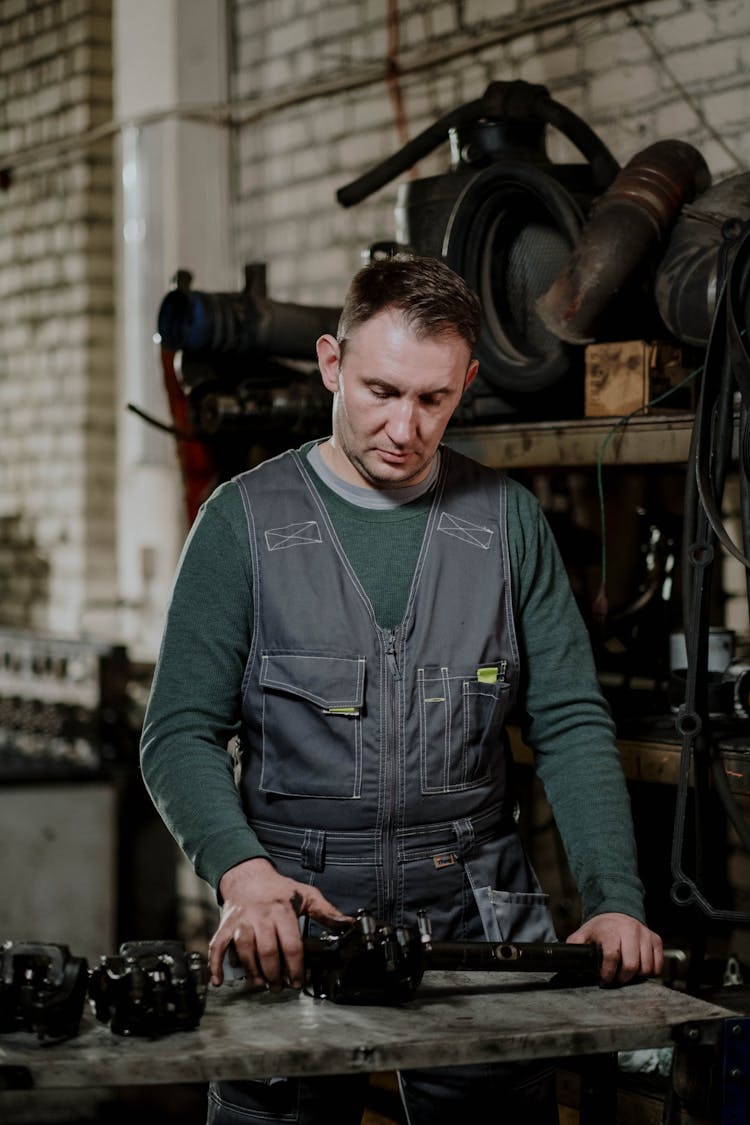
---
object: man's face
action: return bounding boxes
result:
[316,308,478,489]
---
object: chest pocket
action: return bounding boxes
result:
[417,663,510,793]
[259,652,365,797]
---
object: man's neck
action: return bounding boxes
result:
[307,442,440,510]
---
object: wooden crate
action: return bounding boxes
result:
[584,340,693,418]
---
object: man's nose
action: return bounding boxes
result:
[387,400,418,444]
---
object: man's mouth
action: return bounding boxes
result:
[377,449,411,463]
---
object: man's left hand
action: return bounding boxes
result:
[565,912,663,985]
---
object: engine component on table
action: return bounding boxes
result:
[0,940,89,1039]
[305,911,426,1005]
[89,940,209,1036]
[303,909,601,1005]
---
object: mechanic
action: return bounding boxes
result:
[141,253,663,1124]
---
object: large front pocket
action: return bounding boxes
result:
[463,835,557,943]
[259,652,365,797]
[418,664,509,793]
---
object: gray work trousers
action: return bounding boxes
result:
[206,1061,559,1123]
[206,821,560,1125]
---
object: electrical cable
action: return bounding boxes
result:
[693,224,750,569]
[670,219,750,923]
[126,402,200,442]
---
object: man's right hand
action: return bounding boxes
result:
[208,857,351,992]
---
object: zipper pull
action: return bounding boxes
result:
[385,630,401,679]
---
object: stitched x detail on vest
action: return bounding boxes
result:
[264,521,322,551]
[437,512,494,549]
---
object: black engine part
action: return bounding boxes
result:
[88,939,209,1036]
[0,940,89,1039]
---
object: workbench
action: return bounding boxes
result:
[0,971,738,1094]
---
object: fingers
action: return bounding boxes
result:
[631,928,663,981]
[567,914,663,986]
[609,928,663,985]
[219,911,301,992]
[208,881,349,993]
[208,918,293,991]
[207,917,233,987]
[267,906,307,989]
[301,886,353,930]
[210,856,352,993]
[598,941,622,986]
[250,922,286,991]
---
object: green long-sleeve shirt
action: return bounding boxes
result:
[140,443,646,924]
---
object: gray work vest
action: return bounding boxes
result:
[235,444,521,859]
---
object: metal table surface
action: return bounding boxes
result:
[0,972,738,1090]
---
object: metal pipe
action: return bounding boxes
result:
[535,139,711,344]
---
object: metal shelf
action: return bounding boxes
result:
[445,412,696,469]
[510,726,750,796]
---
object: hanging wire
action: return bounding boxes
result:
[665,217,750,926]
[126,402,200,441]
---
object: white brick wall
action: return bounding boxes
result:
[0,0,116,636]
[0,0,748,645]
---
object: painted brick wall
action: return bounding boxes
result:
[227,0,749,307]
[0,0,116,635]
[0,0,747,640]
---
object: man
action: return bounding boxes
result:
[141,254,662,1124]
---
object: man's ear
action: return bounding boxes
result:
[464,358,479,391]
[316,334,341,393]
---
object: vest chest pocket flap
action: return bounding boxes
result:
[259,652,365,798]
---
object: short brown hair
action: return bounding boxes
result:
[337,253,482,356]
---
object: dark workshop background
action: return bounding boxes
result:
[0,0,749,1122]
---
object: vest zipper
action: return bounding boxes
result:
[384,629,401,680]
[383,628,401,918]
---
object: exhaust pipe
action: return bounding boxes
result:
[535,140,711,344]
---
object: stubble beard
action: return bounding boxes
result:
[341,435,430,490]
